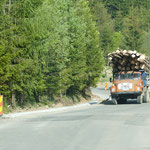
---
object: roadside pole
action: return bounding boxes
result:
[0,95,3,116]
[105,83,108,90]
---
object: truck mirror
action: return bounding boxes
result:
[109,78,112,82]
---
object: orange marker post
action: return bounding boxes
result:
[0,95,3,116]
[105,83,108,90]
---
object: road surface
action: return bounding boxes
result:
[0,87,150,150]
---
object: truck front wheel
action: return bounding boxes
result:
[112,98,117,105]
[144,88,150,103]
[137,95,143,104]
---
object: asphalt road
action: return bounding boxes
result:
[91,87,110,100]
[1,88,150,150]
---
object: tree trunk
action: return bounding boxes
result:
[11,92,16,108]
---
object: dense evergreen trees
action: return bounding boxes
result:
[0,0,104,107]
[89,1,114,58]
[88,0,150,56]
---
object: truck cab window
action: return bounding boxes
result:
[114,73,141,80]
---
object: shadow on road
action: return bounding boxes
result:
[100,99,114,105]
[100,99,138,105]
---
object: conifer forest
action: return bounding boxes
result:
[0,0,150,109]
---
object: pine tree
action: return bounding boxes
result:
[122,8,144,51]
[81,0,104,87]
[65,0,88,94]
[6,0,45,105]
[142,31,150,57]
[25,0,71,99]
[0,0,19,106]
[88,0,114,58]
[103,0,130,18]
[114,11,124,32]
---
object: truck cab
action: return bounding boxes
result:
[110,71,150,104]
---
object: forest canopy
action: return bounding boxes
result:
[0,0,104,108]
[88,0,150,57]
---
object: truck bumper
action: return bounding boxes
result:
[111,91,142,99]
[112,91,142,95]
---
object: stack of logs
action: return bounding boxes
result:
[108,48,150,73]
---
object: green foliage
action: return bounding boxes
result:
[114,11,124,31]
[111,31,124,51]
[32,0,70,96]
[103,0,130,18]
[82,0,104,87]
[88,0,115,58]
[0,0,18,98]
[89,0,150,57]
[0,0,104,109]
[103,0,150,18]
[142,31,150,57]
[122,8,144,51]
[66,0,87,93]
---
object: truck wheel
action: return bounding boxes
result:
[112,98,117,105]
[145,88,150,103]
[137,95,143,104]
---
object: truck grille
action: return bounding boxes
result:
[118,83,133,91]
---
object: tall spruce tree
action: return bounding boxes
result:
[66,0,88,94]
[122,8,144,51]
[0,0,20,106]
[103,0,130,18]
[9,0,45,105]
[142,31,150,57]
[25,0,71,99]
[88,0,115,58]
[81,0,104,87]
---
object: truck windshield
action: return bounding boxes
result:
[114,73,141,80]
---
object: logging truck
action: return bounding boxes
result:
[110,70,150,104]
[109,49,150,104]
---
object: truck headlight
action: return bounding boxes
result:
[137,87,140,91]
[112,88,115,92]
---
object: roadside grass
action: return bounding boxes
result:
[3,91,91,114]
